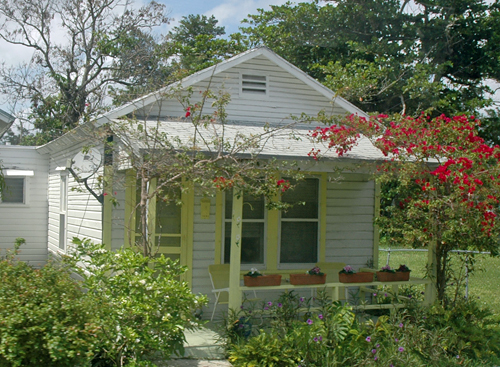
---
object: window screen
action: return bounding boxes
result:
[280,178,319,264]
[224,191,265,265]
[1,178,24,203]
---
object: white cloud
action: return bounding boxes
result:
[204,0,289,33]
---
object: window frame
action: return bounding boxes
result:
[58,172,68,250]
[0,173,30,206]
[278,177,321,269]
[222,191,267,269]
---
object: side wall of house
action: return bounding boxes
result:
[0,146,48,266]
[47,143,104,254]
[325,176,375,268]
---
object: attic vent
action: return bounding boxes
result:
[242,74,267,95]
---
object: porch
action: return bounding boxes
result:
[225,190,438,312]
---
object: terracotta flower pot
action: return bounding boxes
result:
[339,272,374,283]
[290,273,326,285]
[376,271,410,282]
[244,274,282,287]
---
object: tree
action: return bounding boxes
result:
[0,0,170,145]
[110,85,304,257]
[168,14,249,73]
[242,0,500,132]
[310,112,500,304]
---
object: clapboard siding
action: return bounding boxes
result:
[111,172,126,251]
[191,195,217,306]
[0,146,48,266]
[47,142,104,255]
[135,56,343,123]
[325,179,375,269]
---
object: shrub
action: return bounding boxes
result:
[225,292,500,367]
[0,251,99,367]
[64,238,208,366]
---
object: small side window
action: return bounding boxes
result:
[1,177,25,203]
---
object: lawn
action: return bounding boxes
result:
[378,248,500,315]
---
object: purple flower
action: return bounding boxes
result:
[395,338,399,342]
[240,305,244,309]
[307,319,313,325]
[376,344,380,348]
[366,336,371,342]
[373,293,377,297]
[267,301,272,306]
[372,349,377,354]
[264,306,269,310]
[398,347,404,352]
[382,264,391,271]
[384,293,388,297]
[456,355,460,359]
[318,314,323,319]
[399,323,403,328]
[313,337,318,342]
[374,356,378,361]
[319,336,323,341]
[278,303,282,308]
[239,324,244,328]
[300,297,304,302]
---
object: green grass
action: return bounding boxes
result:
[378,248,500,315]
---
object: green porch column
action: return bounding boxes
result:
[424,241,438,305]
[228,190,243,310]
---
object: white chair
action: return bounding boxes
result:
[208,264,230,321]
[208,264,258,321]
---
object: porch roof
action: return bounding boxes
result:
[111,119,386,162]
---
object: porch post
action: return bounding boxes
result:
[424,241,438,305]
[228,190,243,311]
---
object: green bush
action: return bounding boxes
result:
[0,253,100,366]
[65,238,208,366]
[225,292,500,367]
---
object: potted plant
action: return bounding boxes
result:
[376,264,411,281]
[290,266,327,285]
[338,265,374,283]
[243,268,282,287]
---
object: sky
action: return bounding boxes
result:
[0,0,290,113]
[162,0,289,34]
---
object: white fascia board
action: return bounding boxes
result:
[262,50,370,118]
[93,49,278,127]
[95,47,369,126]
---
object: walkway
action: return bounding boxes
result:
[164,322,232,367]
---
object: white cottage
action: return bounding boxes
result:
[1,47,415,317]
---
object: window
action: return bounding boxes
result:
[1,177,25,203]
[134,180,182,261]
[241,74,267,95]
[280,178,319,264]
[59,174,68,250]
[224,191,265,265]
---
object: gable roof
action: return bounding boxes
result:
[39,47,381,160]
[94,47,369,127]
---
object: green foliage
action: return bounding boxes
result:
[168,15,249,73]
[229,332,301,367]
[0,250,100,367]
[425,300,500,362]
[225,292,500,366]
[243,0,500,134]
[64,238,207,366]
